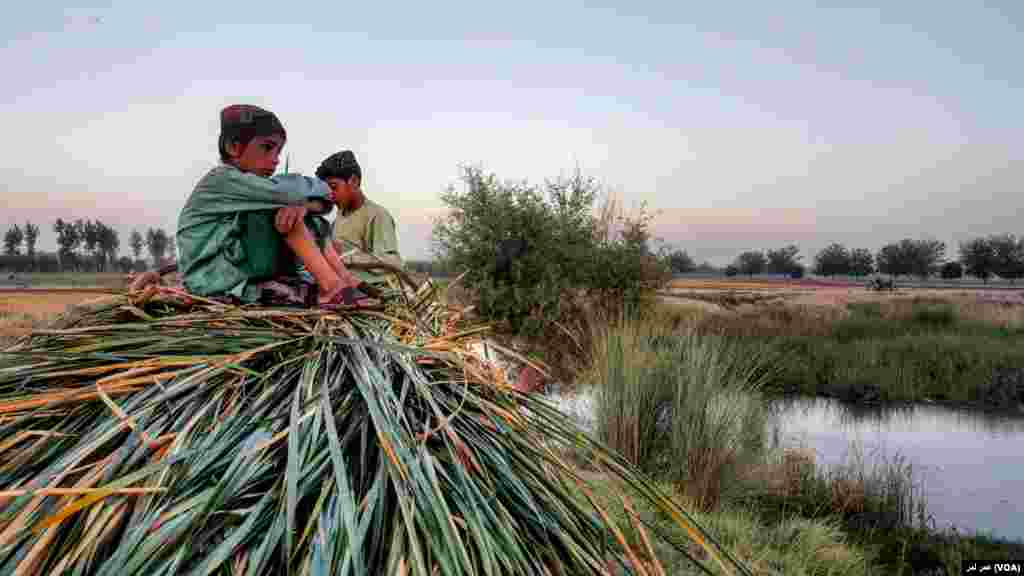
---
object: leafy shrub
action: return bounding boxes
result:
[432,165,671,337]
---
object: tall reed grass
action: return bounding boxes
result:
[587,313,774,510]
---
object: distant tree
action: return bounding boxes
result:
[724,265,739,277]
[54,219,82,271]
[959,237,997,283]
[988,233,1024,284]
[766,244,802,275]
[876,243,903,278]
[3,225,24,256]
[130,229,144,261]
[77,220,99,271]
[145,228,170,268]
[940,261,963,280]
[668,249,696,274]
[908,238,946,279]
[23,222,39,259]
[876,239,943,279]
[813,243,850,277]
[97,223,120,271]
[167,235,177,263]
[734,251,766,276]
[848,248,875,277]
[696,261,718,274]
[116,256,135,274]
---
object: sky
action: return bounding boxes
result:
[2,1,1021,265]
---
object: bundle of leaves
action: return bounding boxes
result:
[0,284,749,575]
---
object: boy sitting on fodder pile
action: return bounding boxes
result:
[172,105,375,308]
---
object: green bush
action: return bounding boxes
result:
[431,165,671,337]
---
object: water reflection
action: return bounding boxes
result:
[769,397,1024,437]
[769,396,1024,543]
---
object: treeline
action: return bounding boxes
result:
[1,220,174,274]
[725,234,1024,282]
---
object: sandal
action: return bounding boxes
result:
[318,285,379,310]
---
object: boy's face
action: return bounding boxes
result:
[228,135,284,177]
[325,176,363,211]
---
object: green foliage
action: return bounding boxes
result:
[765,244,801,275]
[130,229,145,260]
[668,248,697,274]
[959,237,996,282]
[733,251,766,276]
[0,253,61,273]
[987,233,1024,283]
[582,478,869,575]
[3,224,24,256]
[721,304,1024,407]
[22,221,39,256]
[53,218,82,270]
[940,260,963,280]
[813,243,850,277]
[145,227,170,268]
[876,238,945,279]
[849,248,875,277]
[589,315,772,511]
[431,165,670,336]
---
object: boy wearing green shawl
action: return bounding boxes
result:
[176,105,373,308]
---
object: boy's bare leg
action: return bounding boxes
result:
[281,225,349,298]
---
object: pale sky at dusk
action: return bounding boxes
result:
[2,1,1021,265]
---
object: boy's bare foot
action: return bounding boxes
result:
[128,271,162,292]
[318,284,379,309]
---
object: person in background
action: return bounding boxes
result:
[316,151,403,290]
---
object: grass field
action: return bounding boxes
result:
[1,272,129,288]
[654,282,1024,410]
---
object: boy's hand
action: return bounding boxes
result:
[275,206,307,233]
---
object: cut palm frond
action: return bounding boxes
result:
[0,285,751,575]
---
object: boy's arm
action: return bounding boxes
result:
[190,169,333,216]
[323,242,359,286]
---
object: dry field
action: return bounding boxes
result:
[664,278,1024,321]
[0,289,116,340]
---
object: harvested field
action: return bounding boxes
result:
[666,278,1024,315]
[0,289,117,341]
[0,289,116,320]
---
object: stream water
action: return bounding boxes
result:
[548,387,1024,543]
[769,397,1024,543]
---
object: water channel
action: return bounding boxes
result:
[549,386,1024,543]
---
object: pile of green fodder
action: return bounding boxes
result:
[0,284,750,575]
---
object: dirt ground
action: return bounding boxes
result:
[0,290,115,338]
